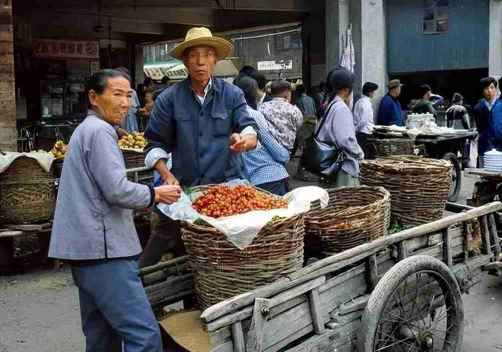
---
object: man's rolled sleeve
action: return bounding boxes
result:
[145,148,172,169]
[88,129,151,209]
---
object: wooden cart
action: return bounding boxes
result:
[465,168,502,207]
[141,201,502,352]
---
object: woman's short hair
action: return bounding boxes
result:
[362,82,378,96]
[85,69,130,105]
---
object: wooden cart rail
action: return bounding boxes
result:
[198,202,502,352]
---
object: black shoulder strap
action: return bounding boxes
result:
[314,100,337,138]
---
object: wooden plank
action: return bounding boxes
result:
[336,294,370,316]
[283,329,339,352]
[481,216,493,256]
[245,298,268,352]
[489,214,501,258]
[443,228,453,267]
[398,241,408,260]
[208,326,232,346]
[267,276,325,308]
[0,230,23,238]
[140,255,188,276]
[7,223,51,232]
[206,306,254,332]
[231,321,245,352]
[308,288,324,334]
[365,254,379,290]
[264,325,312,352]
[210,341,233,352]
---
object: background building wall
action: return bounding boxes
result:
[386,0,489,74]
[0,0,16,151]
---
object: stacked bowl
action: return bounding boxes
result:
[483,149,502,172]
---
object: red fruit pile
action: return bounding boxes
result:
[192,185,288,218]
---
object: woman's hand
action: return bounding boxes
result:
[154,185,182,204]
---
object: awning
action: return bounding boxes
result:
[144,60,239,81]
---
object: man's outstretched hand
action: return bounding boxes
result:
[229,133,257,153]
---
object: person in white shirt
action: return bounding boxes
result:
[354,82,379,135]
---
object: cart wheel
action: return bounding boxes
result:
[358,255,463,352]
[443,153,461,202]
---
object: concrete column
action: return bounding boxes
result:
[351,0,387,101]
[325,0,350,74]
[489,0,502,80]
[135,44,145,88]
[0,0,16,151]
[325,0,387,105]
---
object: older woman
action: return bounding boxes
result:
[49,69,181,352]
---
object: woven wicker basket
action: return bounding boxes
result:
[181,185,304,310]
[122,150,145,169]
[365,138,415,159]
[305,186,391,255]
[360,156,452,226]
[0,156,55,224]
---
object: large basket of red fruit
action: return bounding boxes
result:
[181,184,305,310]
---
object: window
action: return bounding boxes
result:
[423,0,449,34]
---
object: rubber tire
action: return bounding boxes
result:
[358,255,464,352]
[443,152,462,202]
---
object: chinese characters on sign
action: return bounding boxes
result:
[257,60,293,71]
[33,39,99,59]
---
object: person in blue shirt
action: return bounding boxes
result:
[377,79,404,126]
[473,77,500,165]
[234,76,291,195]
[139,27,258,268]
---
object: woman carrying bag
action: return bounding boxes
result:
[301,67,364,187]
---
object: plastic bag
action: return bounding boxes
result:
[156,184,328,250]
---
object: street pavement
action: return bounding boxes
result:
[1,171,502,351]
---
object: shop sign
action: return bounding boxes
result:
[33,39,99,59]
[257,60,293,71]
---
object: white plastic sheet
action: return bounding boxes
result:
[157,184,328,250]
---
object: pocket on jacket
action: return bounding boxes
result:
[211,112,231,137]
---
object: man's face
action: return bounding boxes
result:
[368,91,375,99]
[483,83,497,101]
[424,91,431,100]
[394,85,402,96]
[184,46,217,83]
[89,76,132,126]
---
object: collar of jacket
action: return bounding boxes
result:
[183,76,221,94]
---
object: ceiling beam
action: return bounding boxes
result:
[104,0,311,12]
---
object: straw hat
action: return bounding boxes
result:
[170,27,233,60]
[388,79,404,89]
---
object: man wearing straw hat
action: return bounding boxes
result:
[140,27,258,267]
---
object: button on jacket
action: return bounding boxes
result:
[145,77,257,187]
[49,111,152,260]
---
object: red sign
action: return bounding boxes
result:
[33,39,99,59]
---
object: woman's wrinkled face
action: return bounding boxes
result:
[483,83,498,101]
[89,76,132,125]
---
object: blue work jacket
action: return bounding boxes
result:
[145,77,257,187]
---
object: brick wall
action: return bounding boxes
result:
[0,0,15,152]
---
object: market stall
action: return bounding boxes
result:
[366,117,477,202]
